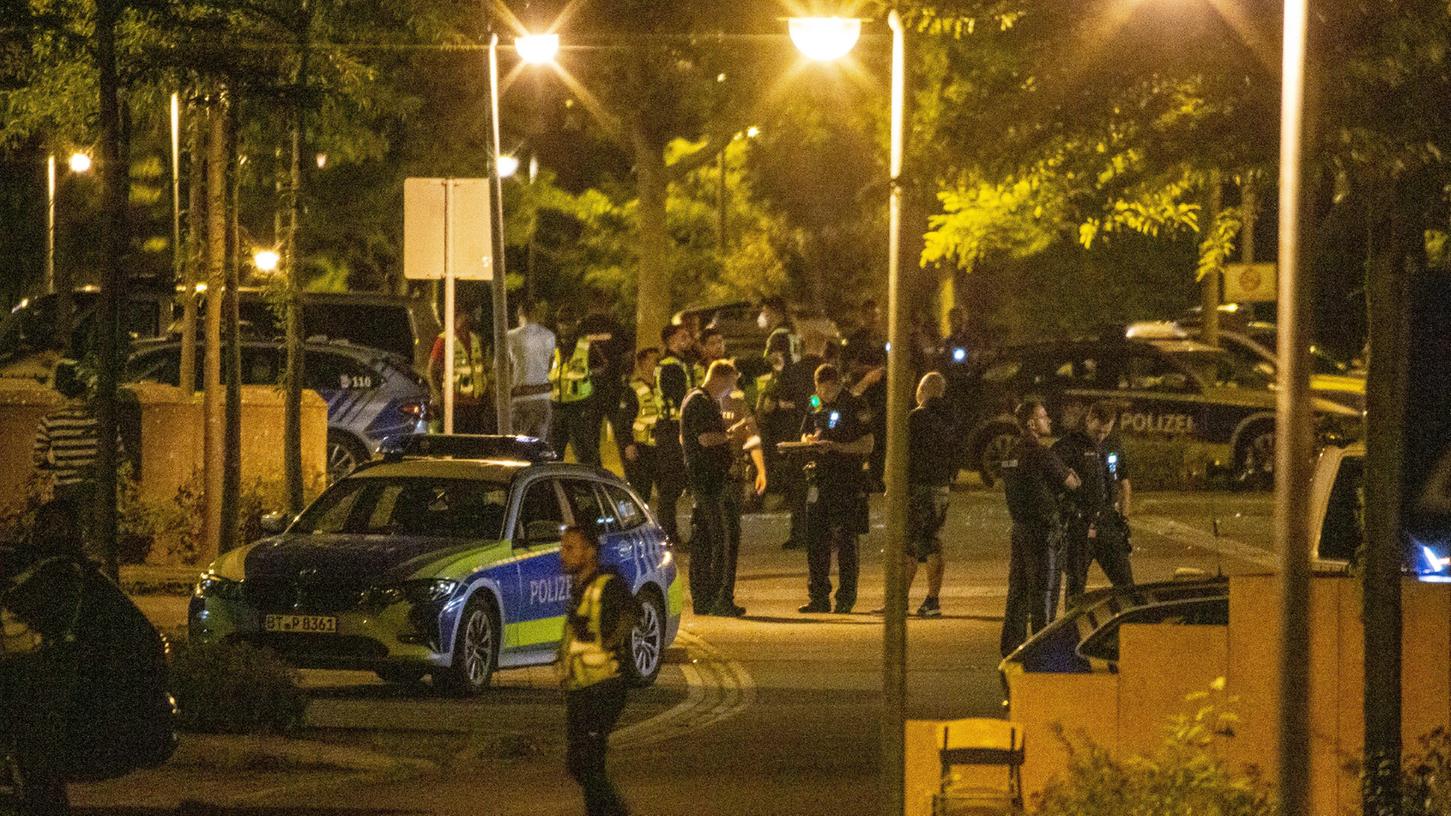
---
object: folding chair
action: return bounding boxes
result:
[931,718,1025,816]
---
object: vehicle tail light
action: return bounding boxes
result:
[399,401,428,419]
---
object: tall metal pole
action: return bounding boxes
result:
[443,179,456,435]
[1274,1,1312,815]
[45,153,56,294]
[882,11,909,816]
[487,34,512,434]
[170,92,183,290]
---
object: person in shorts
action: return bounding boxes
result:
[902,372,957,617]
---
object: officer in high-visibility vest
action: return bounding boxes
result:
[429,304,488,433]
[550,305,606,466]
[654,323,698,548]
[558,524,640,816]
[618,347,663,499]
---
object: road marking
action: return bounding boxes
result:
[612,630,755,748]
[1133,514,1280,570]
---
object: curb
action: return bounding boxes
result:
[168,733,436,775]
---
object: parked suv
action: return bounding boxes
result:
[124,338,430,482]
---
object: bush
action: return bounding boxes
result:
[1404,727,1451,815]
[1035,678,1278,816]
[169,641,309,734]
[1120,438,1221,491]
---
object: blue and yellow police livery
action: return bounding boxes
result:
[188,435,681,695]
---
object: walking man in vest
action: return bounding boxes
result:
[654,323,698,547]
[429,304,488,433]
[559,524,640,816]
[619,347,663,499]
[550,305,606,465]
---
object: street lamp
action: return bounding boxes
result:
[788,17,862,62]
[515,32,560,66]
[496,154,520,178]
[252,248,281,273]
[790,13,909,816]
[45,150,94,294]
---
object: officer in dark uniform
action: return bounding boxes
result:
[999,397,1081,656]
[1052,400,1134,605]
[797,363,874,614]
[654,324,698,548]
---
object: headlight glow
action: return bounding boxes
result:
[194,572,244,600]
[369,579,458,607]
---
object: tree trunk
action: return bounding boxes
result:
[93,0,127,579]
[180,102,203,397]
[1362,186,1414,816]
[1200,170,1223,347]
[221,95,242,554]
[201,97,227,564]
[634,143,671,350]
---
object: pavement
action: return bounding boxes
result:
[69,486,1276,815]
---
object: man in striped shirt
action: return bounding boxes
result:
[32,361,100,494]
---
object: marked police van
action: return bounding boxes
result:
[952,338,1363,486]
[188,434,681,695]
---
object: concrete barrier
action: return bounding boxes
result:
[0,385,59,512]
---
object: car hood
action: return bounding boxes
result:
[1200,386,1361,417]
[240,533,493,587]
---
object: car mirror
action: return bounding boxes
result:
[259,511,292,534]
[1162,372,1190,391]
[523,520,564,546]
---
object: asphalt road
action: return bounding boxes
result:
[75,487,1276,815]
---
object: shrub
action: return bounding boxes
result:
[1035,678,1279,816]
[169,641,309,734]
[1119,438,1221,491]
[1404,727,1451,815]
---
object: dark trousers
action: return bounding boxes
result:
[1063,520,1135,603]
[654,441,688,547]
[785,465,809,546]
[566,677,629,816]
[720,485,742,607]
[622,444,657,502]
[1000,522,1060,657]
[4,654,73,816]
[551,398,601,466]
[688,483,729,613]
[805,500,860,610]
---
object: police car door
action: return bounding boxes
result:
[599,482,659,590]
[1110,349,1205,443]
[509,478,569,652]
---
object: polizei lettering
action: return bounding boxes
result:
[529,575,571,605]
[1118,412,1196,436]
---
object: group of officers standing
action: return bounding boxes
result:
[430,294,1137,645]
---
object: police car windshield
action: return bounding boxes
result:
[293,477,509,540]
[1162,349,1273,390]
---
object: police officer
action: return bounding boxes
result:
[999,398,1081,656]
[681,361,747,616]
[429,303,488,433]
[654,324,698,547]
[550,305,607,465]
[798,363,874,614]
[618,347,662,500]
[1053,401,1135,604]
[758,295,800,363]
[559,524,640,816]
[713,341,768,616]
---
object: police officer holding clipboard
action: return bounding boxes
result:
[791,363,874,614]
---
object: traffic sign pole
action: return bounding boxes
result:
[443,179,455,435]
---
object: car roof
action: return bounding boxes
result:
[348,458,530,481]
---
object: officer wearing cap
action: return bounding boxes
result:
[1053,400,1135,604]
[999,397,1080,656]
[797,363,874,614]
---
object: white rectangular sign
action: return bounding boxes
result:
[403,177,493,281]
[1224,262,1277,303]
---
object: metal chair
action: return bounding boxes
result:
[931,718,1025,816]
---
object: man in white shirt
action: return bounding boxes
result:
[507,300,556,438]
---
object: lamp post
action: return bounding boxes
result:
[45,151,93,295]
[791,14,909,816]
[486,33,516,434]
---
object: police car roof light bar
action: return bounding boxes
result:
[379,433,558,463]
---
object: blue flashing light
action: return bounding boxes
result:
[952,347,967,363]
[1421,545,1451,575]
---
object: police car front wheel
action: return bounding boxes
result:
[436,595,498,696]
[625,591,665,687]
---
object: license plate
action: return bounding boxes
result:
[263,614,337,634]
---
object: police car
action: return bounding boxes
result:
[188,435,681,695]
[954,337,1363,486]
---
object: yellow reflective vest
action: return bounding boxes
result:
[559,572,622,690]
[631,377,662,445]
[550,338,595,404]
[453,333,487,400]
